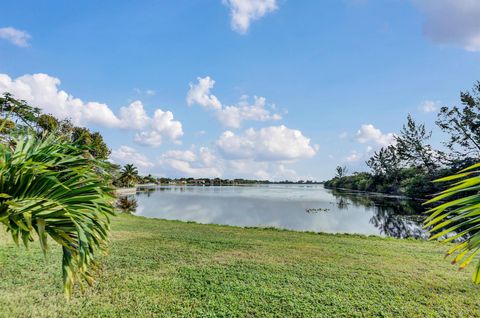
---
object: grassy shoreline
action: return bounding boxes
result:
[1,214,479,317]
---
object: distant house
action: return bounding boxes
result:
[190,179,206,186]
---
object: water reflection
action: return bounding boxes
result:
[329,189,427,239]
[124,185,428,239]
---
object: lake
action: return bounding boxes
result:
[127,184,427,239]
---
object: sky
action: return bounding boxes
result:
[1,0,480,181]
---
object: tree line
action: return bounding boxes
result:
[325,81,480,198]
[114,167,322,188]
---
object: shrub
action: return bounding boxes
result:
[116,197,138,214]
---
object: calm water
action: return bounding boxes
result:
[128,184,427,239]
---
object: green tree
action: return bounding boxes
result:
[395,115,439,173]
[1,93,111,159]
[0,93,41,131]
[0,133,115,297]
[141,174,157,184]
[366,145,401,177]
[436,81,480,158]
[37,114,59,132]
[335,165,348,178]
[120,164,139,187]
[71,127,111,159]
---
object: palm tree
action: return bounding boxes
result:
[0,133,115,297]
[425,163,480,283]
[120,164,139,187]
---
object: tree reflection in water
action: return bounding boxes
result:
[329,189,428,239]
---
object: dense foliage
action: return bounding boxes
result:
[0,93,110,159]
[325,82,480,199]
[324,168,448,198]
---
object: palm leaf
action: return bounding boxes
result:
[425,163,480,283]
[0,133,115,297]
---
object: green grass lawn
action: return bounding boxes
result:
[0,214,479,317]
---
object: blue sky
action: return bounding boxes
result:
[1,0,480,180]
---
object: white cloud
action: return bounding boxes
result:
[216,125,317,161]
[119,106,184,147]
[186,76,222,110]
[152,124,317,180]
[419,100,439,113]
[413,0,480,52]
[110,146,154,174]
[187,76,281,128]
[134,131,163,147]
[162,150,197,162]
[0,27,31,47]
[198,147,217,167]
[225,159,307,181]
[0,73,120,127]
[127,106,183,147]
[116,140,311,181]
[217,95,282,129]
[344,150,361,163]
[268,164,300,180]
[151,109,184,141]
[156,146,303,180]
[119,101,150,129]
[222,0,278,34]
[157,147,222,178]
[0,73,183,146]
[355,124,395,146]
[339,131,348,139]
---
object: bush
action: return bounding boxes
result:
[400,175,434,198]
[116,197,138,214]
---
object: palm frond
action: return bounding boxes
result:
[0,133,115,297]
[425,163,480,283]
